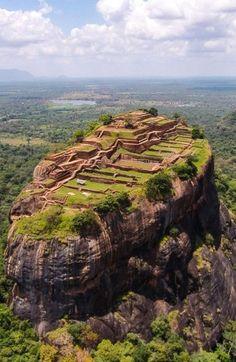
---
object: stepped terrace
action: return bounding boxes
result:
[18,110,210,212]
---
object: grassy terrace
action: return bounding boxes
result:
[113,159,157,171]
[99,136,116,149]
[150,145,179,153]
[157,118,174,125]
[79,171,133,183]
[77,144,97,152]
[103,128,137,139]
[16,206,80,240]
[42,178,56,187]
[192,139,211,171]
[93,167,151,182]
[52,186,102,206]
[52,177,132,207]
[142,150,165,159]
[168,140,190,145]
[112,148,163,162]
[85,135,116,150]
[143,117,172,126]
[174,135,191,142]
[156,141,186,149]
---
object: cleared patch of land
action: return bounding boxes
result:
[0,133,50,146]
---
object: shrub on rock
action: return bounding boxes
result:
[148,108,158,116]
[145,172,172,201]
[72,210,99,236]
[173,157,197,181]
[95,192,131,216]
[71,129,84,143]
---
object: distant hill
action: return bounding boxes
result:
[0,69,34,82]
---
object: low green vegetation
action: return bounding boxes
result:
[159,227,180,247]
[70,129,84,143]
[71,210,100,236]
[68,322,99,348]
[173,112,181,119]
[92,318,235,362]
[124,119,134,129]
[95,192,131,216]
[16,206,64,239]
[15,206,95,240]
[109,129,136,139]
[173,156,198,180]
[145,171,173,201]
[192,126,205,140]
[16,193,131,238]
[192,139,211,171]
[78,144,97,153]
[85,121,101,136]
[148,107,158,116]
[99,136,116,149]
[99,114,113,125]
[169,226,180,238]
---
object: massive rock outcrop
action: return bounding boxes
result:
[5,111,236,351]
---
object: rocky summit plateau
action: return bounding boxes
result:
[5,110,236,351]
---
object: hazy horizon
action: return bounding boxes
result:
[2,70,236,81]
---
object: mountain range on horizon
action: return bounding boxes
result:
[1,69,236,83]
[0,69,35,82]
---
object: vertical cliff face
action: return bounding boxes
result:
[6,158,236,347]
[4,111,236,350]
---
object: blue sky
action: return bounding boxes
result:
[0,0,102,31]
[0,0,236,77]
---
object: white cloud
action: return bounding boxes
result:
[0,2,62,49]
[96,0,131,22]
[0,0,236,75]
[38,0,53,15]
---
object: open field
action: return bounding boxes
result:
[0,133,50,146]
